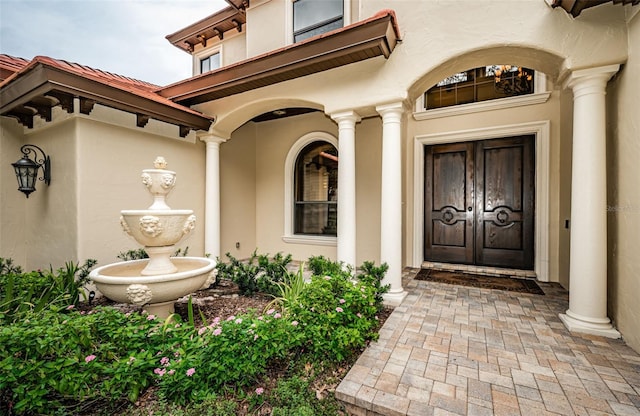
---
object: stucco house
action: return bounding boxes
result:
[1,0,639,353]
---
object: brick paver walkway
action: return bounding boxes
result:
[336,269,640,415]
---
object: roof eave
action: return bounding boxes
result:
[1,63,213,132]
[159,12,399,106]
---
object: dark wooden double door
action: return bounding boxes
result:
[424,136,535,269]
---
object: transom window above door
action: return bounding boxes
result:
[425,65,535,110]
[294,141,338,236]
[293,0,344,43]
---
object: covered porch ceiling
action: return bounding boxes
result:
[159,10,400,106]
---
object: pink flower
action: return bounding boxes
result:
[213,328,222,336]
[291,321,299,326]
[226,315,236,321]
[186,368,196,377]
[255,387,264,395]
[160,357,170,366]
[336,307,344,313]
[257,316,264,321]
[128,356,136,364]
[198,327,207,335]
[266,308,275,315]
[168,369,175,375]
[254,334,259,340]
[147,314,156,320]
[66,305,75,310]
[235,318,243,324]
[274,313,282,319]
[357,313,362,318]
[154,368,166,376]
[339,299,346,304]
[84,354,96,363]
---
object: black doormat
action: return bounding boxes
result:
[415,269,544,295]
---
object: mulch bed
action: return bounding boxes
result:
[414,269,545,295]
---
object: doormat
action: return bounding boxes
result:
[415,269,544,295]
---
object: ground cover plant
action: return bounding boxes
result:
[0,254,390,415]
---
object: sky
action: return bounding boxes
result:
[0,0,228,86]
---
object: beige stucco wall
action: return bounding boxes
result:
[0,116,79,270]
[218,111,384,266]
[0,104,206,272]
[0,119,28,266]
[607,8,640,352]
[219,122,257,260]
[73,108,207,267]
[246,0,287,57]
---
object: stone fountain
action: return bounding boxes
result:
[89,157,216,318]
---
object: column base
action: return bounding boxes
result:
[383,290,408,307]
[559,311,621,339]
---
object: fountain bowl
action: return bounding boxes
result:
[89,257,216,318]
[120,209,195,247]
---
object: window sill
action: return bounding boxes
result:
[282,235,337,246]
[413,92,552,121]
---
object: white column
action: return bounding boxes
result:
[559,64,620,338]
[331,111,360,269]
[199,135,227,261]
[376,102,407,305]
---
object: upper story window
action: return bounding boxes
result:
[200,52,221,74]
[425,65,535,110]
[294,141,338,236]
[293,0,344,43]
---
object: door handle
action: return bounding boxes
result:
[468,206,472,212]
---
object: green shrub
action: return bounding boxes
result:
[0,256,389,414]
[156,309,305,405]
[216,250,292,296]
[0,306,173,414]
[0,259,96,324]
[117,247,190,261]
[290,257,389,361]
[0,258,22,275]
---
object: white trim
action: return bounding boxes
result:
[193,45,223,76]
[413,73,550,120]
[283,131,339,245]
[412,120,550,281]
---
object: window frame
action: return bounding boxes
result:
[193,45,222,76]
[283,132,339,246]
[286,0,351,45]
[413,70,550,121]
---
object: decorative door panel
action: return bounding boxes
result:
[424,142,474,264]
[424,136,534,269]
[475,137,534,269]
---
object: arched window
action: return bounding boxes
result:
[294,141,338,236]
[425,65,535,109]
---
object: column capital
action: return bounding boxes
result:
[330,110,361,124]
[198,133,228,145]
[376,101,407,118]
[563,64,620,94]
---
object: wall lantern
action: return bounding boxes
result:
[11,144,51,198]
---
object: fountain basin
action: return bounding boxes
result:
[120,209,195,247]
[89,257,216,318]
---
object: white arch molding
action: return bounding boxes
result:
[283,131,339,246]
[413,120,551,281]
